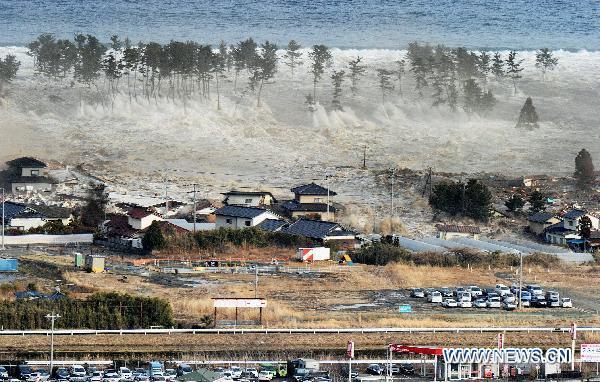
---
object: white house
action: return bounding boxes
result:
[436,224,481,240]
[127,208,163,230]
[562,209,599,231]
[222,191,276,207]
[214,205,281,229]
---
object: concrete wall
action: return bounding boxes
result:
[21,167,48,177]
[128,214,162,230]
[2,234,93,245]
[10,217,46,231]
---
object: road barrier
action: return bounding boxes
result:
[0,326,598,336]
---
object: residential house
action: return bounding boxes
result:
[6,157,55,194]
[281,182,337,221]
[222,191,276,207]
[165,219,216,232]
[214,205,281,229]
[1,201,71,231]
[282,218,356,248]
[562,209,599,231]
[544,222,579,246]
[436,224,481,240]
[256,219,287,232]
[29,205,73,226]
[527,212,562,235]
[127,208,163,230]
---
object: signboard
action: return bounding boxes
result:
[347,341,355,359]
[498,333,504,350]
[581,344,600,362]
[442,347,572,364]
[213,299,267,308]
[399,304,412,313]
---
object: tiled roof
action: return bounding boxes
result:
[280,200,337,213]
[527,212,556,223]
[435,224,481,234]
[222,190,275,197]
[214,205,271,219]
[128,208,155,219]
[256,219,287,232]
[564,209,587,219]
[291,182,337,196]
[282,219,342,239]
[545,222,575,234]
[30,205,72,219]
[2,201,28,221]
[6,157,47,168]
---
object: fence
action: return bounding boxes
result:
[1,234,93,245]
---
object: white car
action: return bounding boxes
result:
[258,371,273,381]
[495,284,510,296]
[71,366,87,378]
[90,371,104,382]
[473,299,487,308]
[163,370,176,381]
[428,291,443,303]
[443,299,458,308]
[467,286,483,298]
[120,368,133,379]
[229,367,242,379]
[0,367,9,379]
[458,300,472,308]
[244,368,258,378]
[486,297,501,308]
[503,293,516,303]
[561,298,573,308]
[503,300,517,310]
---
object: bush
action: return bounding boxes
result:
[191,227,316,250]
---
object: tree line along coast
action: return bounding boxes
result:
[0,34,560,123]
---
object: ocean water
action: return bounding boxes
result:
[0,0,598,50]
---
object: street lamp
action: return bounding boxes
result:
[46,312,61,375]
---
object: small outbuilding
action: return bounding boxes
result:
[85,254,106,273]
[436,224,481,240]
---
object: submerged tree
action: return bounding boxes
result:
[395,59,406,97]
[528,190,546,213]
[283,40,303,80]
[505,194,525,213]
[516,97,539,129]
[376,69,395,104]
[308,44,332,103]
[574,148,595,189]
[0,55,21,85]
[505,50,524,94]
[491,52,504,79]
[250,41,278,106]
[535,48,558,81]
[477,51,491,88]
[348,56,367,95]
[330,70,345,110]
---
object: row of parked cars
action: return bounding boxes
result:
[410,283,573,311]
[0,364,194,382]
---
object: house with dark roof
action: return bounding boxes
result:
[222,190,276,207]
[127,208,163,230]
[214,205,281,229]
[562,209,599,231]
[6,157,48,177]
[436,224,481,240]
[544,222,579,246]
[282,218,356,247]
[527,212,561,235]
[282,182,337,221]
[256,218,287,232]
[1,201,72,231]
[6,157,55,194]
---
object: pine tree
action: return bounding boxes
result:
[283,40,303,80]
[505,50,524,94]
[535,48,558,81]
[348,56,366,95]
[0,55,20,85]
[578,216,592,251]
[491,52,504,79]
[395,59,406,96]
[528,190,546,213]
[330,70,345,110]
[462,79,482,113]
[142,221,166,251]
[251,41,278,107]
[516,97,539,129]
[308,44,332,103]
[574,148,595,189]
[376,69,394,104]
[505,194,525,212]
[477,51,491,88]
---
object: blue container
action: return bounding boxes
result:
[0,258,18,272]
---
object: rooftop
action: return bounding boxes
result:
[435,224,481,234]
[256,219,287,232]
[128,208,156,219]
[6,157,47,169]
[280,200,337,213]
[564,209,587,219]
[282,218,345,240]
[214,205,272,219]
[291,182,337,196]
[527,212,556,224]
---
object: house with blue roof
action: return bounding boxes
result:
[281,182,338,221]
[214,205,282,229]
[282,218,357,248]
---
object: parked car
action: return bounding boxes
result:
[243,368,258,379]
[428,291,443,303]
[483,287,495,297]
[135,376,149,382]
[176,365,192,377]
[495,284,510,296]
[164,370,177,382]
[502,300,517,310]
[548,297,561,308]
[467,286,483,298]
[16,365,35,380]
[103,370,120,382]
[119,368,133,380]
[486,297,501,308]
[385,365,400,375]
[458,300,472,308]
[546,291,559,300]
[89,371,104,382]
[0,367,9,379]
[503,293,516,303]
[151,376,166,382]
[457,291,472,302]
[442,299,458,308]
[399,364,415,375]
[454,287,466,297]
[54,368,70,380]
[365,364,383,376]
[424,288,436,297]
[35,370,50,382]
[473,299,487,308]
[440,287,453,297]
[258,371,273,381]
[527,284,544,296]
[410,288,425,298]
[520,291,532,301]
[561,298,573,308]
[71,366,87,378]
[531,296,547,308]
[520,298,531,307]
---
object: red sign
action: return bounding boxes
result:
[347,341,355,359]
[389,344,443,356]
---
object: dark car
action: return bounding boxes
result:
[16,365,34,380]
[399,364,415,375]
[366,364,383,376]
[54,368,70,380]
[483,288,496,297]
[531,296,547,308]
[439,287,453,298]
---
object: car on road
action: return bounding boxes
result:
[502,300,517,310]
[410,288,425,298]
[486,297,501,308]
[428,291,443,303]
[442,299,458,308]
[258,371,273,381]
[473,299,487,308]
[561,298,573,308]
[366,364,383,376]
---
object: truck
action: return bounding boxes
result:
[296,247,330,262]
[148,362,164,377]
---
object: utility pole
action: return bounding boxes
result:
[164,179,169,217]
[1,188,5,250]
[325,174,331,221]
[389,168,395,218]
[254,264,258,298]
[362,145,367,169]
[192,184,197,234]
[46,312,61,375]
[518,251,523,310]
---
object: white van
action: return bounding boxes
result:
[457,291,472,302]
[428,291,443,303]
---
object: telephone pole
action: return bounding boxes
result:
[389,168,396,217]
[46,312,61,374]
[192,184,197,234]
[325,174,331,221]
[1,188,5,250]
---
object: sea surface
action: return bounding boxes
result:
[0,0,598,50]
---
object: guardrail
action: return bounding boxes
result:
[0,326,598,336]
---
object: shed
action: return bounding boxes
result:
[85,255,106,273]
[0,258,18,272]
[73,252,84,268]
